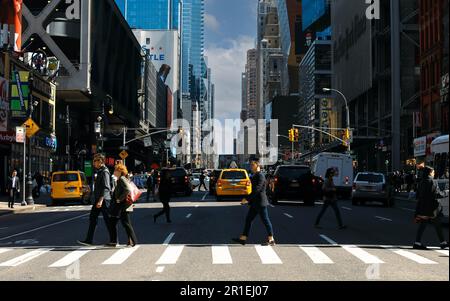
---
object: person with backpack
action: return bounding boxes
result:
[108,163,138,247]
[78,154,114,246]
[314,168,347,230]
[413,166,449,250]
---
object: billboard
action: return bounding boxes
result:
[0,76,8,131]
[10,71,29,119]
[332,0,372,101]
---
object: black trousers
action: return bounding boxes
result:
[242,206,274,237]
[415,218,446,243]
[199,180,208,191]
[315,200,344,227]
[8,189,18,208]
[84,200,113,244]
[110,203,138,245]
[155,199,171,222]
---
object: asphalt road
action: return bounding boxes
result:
[0,191,448,281]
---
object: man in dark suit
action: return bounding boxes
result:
[233,158,275,246]
[6,170,20,208]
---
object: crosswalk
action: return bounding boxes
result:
[0,243,447,270]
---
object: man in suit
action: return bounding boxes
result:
[233,158,275,246]
[6,170,20,208]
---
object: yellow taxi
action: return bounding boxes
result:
[215,169,252,201]
[51,171,91,205]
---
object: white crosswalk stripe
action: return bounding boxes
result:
[0,248,53,267]
[300,246,334,264]
[212,246,233,264]
[155,246,184,265]
[102,246,140,265]
[381,246,438,264]
[49,247,95,267]
[255,246,282,264]
[341,245,384,264]
[0,248,12,255]
[435,250,449,256]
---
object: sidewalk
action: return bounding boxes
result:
[0,194,50,217]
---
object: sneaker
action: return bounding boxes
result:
[262,240,276,246]
[104,242,118,248]
[77,240,92,246]
[440,242,449,250]
[232,238,246,246]
[413,242,428,250]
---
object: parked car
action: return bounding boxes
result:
[216,169,251,201]
[51,171,91,206]
[268,165,319,206]
[209,169,222,195]
[352,172,394,207]
[159,168,193,196]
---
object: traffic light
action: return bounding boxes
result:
[289,129,294,142]
[345,128,351,140]
[294,129,299,142]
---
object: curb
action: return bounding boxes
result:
[0,204,47,217]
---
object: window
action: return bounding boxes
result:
[146,38,150,45]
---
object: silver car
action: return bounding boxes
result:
[352,172,394,207]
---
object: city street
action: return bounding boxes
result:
[0,191,448,281]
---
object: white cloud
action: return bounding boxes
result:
[205,35,255,154]
[205,13,220,33]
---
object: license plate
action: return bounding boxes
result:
[290,183,300,188]
[363,186,375,191]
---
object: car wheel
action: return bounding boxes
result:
[216,196,222,202]
[51,199,58,207]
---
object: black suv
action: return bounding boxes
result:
[159,168,193,196]
[209,169,222,195]
[268,165,321,206]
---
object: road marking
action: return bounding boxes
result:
[435,250,449,256]
[0,227,8,230]
[155,246,184,265]
[49,247,95,267]
[400,207,415,212]
[284,213,293,219]
[0,213,90,241]
[195,205,199,208]
[212,246,233,264]
[268,204,275,208]
[202,193,208,201]
[255,246,282,264]
[163,233,175,246]
[375,216,393,222]
[64,209,70,211]
[381,246,438,264]
[0,248,53,267]
[186,214,192,219]
[156,266,165,273]
[102,246,140,265]
[300,246,333,264]
[319,235,339,246]
[0,248,12,255]
[341,207,352,211]
[341,245,384,264]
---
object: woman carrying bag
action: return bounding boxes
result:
[413,166,448,250]
[108,163,138,247]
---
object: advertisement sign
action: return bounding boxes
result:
[84,161,92,177]
[0,76,8,131]
[414,136,427,157]
[10,71,29,118]
[0,131,15,144]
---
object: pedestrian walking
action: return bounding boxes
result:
[153,169,172,223]
[198,170,208,191]
[77,154,114,246]
[315,168,347,229]
[232,158,275,246]
[6,170,20,208]
[146,170,155,202]
[413,166,449,250]
[108,163,138,247]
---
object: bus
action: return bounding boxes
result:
[431,135,449,222]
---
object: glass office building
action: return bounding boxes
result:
[116,0,181,30]
[302,0,329,30]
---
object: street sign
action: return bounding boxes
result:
[144,136,152,147]
[15,127,25,143]
[119,145,129,151]
[22,118,40,138]
[119,150,129,160]
[84,161,93,177]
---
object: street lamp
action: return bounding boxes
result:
[323,88,351,152]
[25,97,39,206]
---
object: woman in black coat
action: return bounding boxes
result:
[413,166,448,250]
[154,169,172,223]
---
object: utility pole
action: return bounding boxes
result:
[66,105,70,170]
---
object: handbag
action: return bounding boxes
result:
[125,181,142,206]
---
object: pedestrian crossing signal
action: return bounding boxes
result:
[289,129,294,142]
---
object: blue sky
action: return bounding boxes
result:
[205,0,257,153]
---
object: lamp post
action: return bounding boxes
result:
[25,82,38,206]
[323,88,351,152]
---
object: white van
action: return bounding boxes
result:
[311,152,354,198]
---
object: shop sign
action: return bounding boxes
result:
[0,131,15,144]
[0,76,9,131]
[413,136,426,157]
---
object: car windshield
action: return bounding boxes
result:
[356,174,383,183]
[221,171,247,180]
[169,169,186,177]
[53,174,79,182]
[276,167,310,178]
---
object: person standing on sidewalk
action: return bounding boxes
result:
[6,170,20,208]
[153,169,172,223]
[413,166,449,250]
[78,154,114,246]
[233,158,275,246]
[315,168,347,229]
[108,163,138,247]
